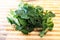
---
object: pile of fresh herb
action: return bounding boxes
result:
[7,3,55,37]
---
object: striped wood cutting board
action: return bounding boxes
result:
[0,0,60,40]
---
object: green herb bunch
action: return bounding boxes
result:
[7,3,55,37]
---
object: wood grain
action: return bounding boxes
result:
[0,0,60,40]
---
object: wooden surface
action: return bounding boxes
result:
[0,0,60,40]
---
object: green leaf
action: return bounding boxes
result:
[15,9,29,19]
[10,9,17,18]
[45,11,55,18]
[36,6,43,13]
[42,20,48,30]
[46,17,54,31]
[40,27,49,37]
[27,25,34,32]
[7,17,13,24]
[7,17,19,26]
[13,15,18,18]
[21,29,29,34]
[23,3,28,10]
[40,31,45,37]
[47,17,52,23]
[21,14,29,19]
[18,18,27,26]
[30,17,36,25]
[49,11,55,17]
[48,23,54,31]
[10,9,15,15]
[15,26,22,31]
[15,10,25,16]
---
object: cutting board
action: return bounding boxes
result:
[0,0,60,40]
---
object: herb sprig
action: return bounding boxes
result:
[7,3,55,37]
